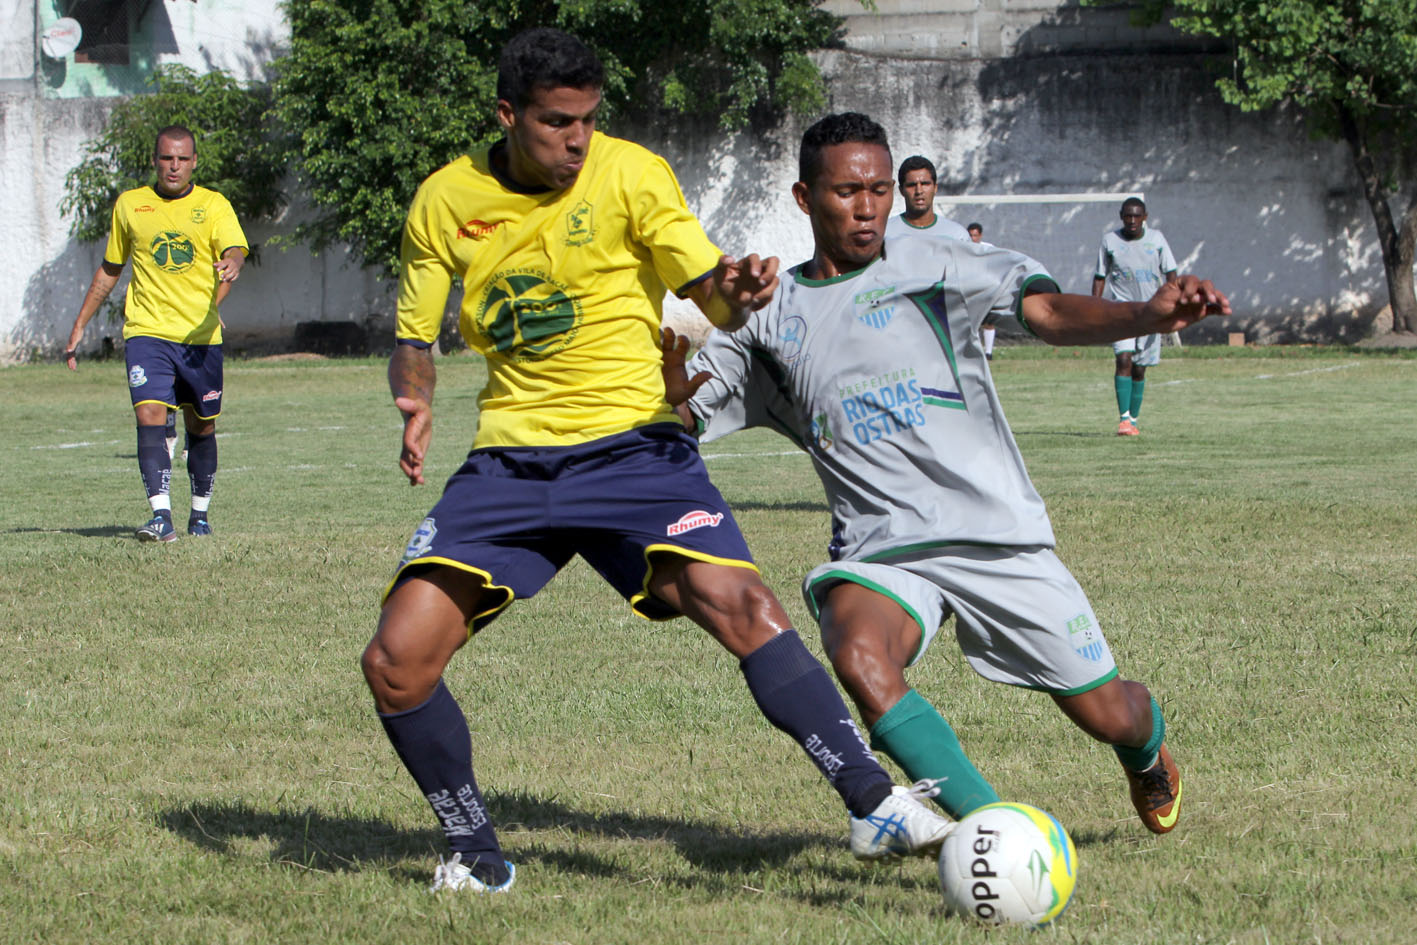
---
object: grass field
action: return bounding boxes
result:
[3,346,1415,944]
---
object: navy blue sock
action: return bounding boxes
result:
[740,630,893,818]
[379,680,508,884]
[135,424,171,502]
[185,431,217,503]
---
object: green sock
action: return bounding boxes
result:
[1128,379,1146,422]
[1114,376,1133,419]
[870,689,999,818]
[1113,696,1165,772]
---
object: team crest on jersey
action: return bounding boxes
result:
[402,517,438,563]
[812,412,834,450]
[128,365,148,388]
[855,306,896,331]
[476,268,583,362]
[150,231,196,272]
[190,207,207,223]
[565,200,595,246]
[666,510,723,536]
[1066,613,1106,663]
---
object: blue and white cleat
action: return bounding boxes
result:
[850,780,954,861]
[429,853,515,894]
[188,518,212,537]
[136,514,177,543]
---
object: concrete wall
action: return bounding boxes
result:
[0,1,1386,361]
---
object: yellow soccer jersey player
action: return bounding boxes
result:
[105,184,249,344]
[396,130,722,448]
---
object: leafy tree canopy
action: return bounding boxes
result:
[272,0,847,276]
[61,65,286,243]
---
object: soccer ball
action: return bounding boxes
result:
[937,802,1078,927]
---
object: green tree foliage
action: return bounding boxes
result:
[61,65,286,244]
[272,0,846,276]
[1087,0,1417,333]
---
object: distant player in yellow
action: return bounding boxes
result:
[65,125,248,541]
[364,28,954,896]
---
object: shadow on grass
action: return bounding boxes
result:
[157,790,937,900]
[725,500,829,512]
[7,525,134,538]
[1011,430,1113,439]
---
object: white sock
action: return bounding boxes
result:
[982,327,996,355]
[148,495,171,513]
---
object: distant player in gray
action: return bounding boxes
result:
[886,155,970,241]
[1092,197,1178,435]
[663,113,1231,834]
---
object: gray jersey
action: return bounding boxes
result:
[1094,227,1177,302]
[886,212,971,241]
[688,234,1059,562]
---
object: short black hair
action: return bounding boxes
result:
[897,155,936,187]
[967,222,983,233]
[153,125,195,154]
[497,27,604,112]
[1121,196,1147,214]
[799,113,891,186]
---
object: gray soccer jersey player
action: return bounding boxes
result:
[664,112,1229,834]
[689,235,1099,685]
[1092,197,1179,434]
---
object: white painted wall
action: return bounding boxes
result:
[0,1,1387,362]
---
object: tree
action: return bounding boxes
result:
[271,0,848,277]
[1087,0,1417,333]
[61,65,286,244]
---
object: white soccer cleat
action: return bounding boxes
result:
[428,853,516,894]
[850,780,955,861]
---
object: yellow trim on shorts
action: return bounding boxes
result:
[133,397,177,410]
[629,544,762,621]
[381,556,516,635]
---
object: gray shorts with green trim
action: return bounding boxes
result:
[802,545,1116,696]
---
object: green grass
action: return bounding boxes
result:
[2,348,1414,944]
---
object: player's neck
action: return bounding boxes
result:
[1120,226,1145,241]
[153,182,193,200]
[488,139,555,194]
[902,209,936,228]
[804,250,878,281]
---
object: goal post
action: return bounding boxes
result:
[935,191,1181,346]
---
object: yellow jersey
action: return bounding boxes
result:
[104,184,248,344]
[396,132,722,448]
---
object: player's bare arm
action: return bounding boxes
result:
[389,343,436,486]
[1090,276,1106,299]
[213,247,246,283]
[64,261,124,370]
[1024,275,1230,346]
[688,253,780,331]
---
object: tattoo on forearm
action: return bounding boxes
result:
[389,345,435,406]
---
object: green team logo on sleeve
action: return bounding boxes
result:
[151,231,196,272]
[476,269,583,361]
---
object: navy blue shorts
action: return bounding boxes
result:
[125,336,224,418]
[386,423,758,631]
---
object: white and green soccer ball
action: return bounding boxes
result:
[937,802,1078,927]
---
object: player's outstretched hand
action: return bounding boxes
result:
[660,327,714,407]
[1144,275,1231,333]
[713,253,780,314]
[394,396,432,486]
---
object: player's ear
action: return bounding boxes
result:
[791,180,812,216]
[495,99,517,132]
